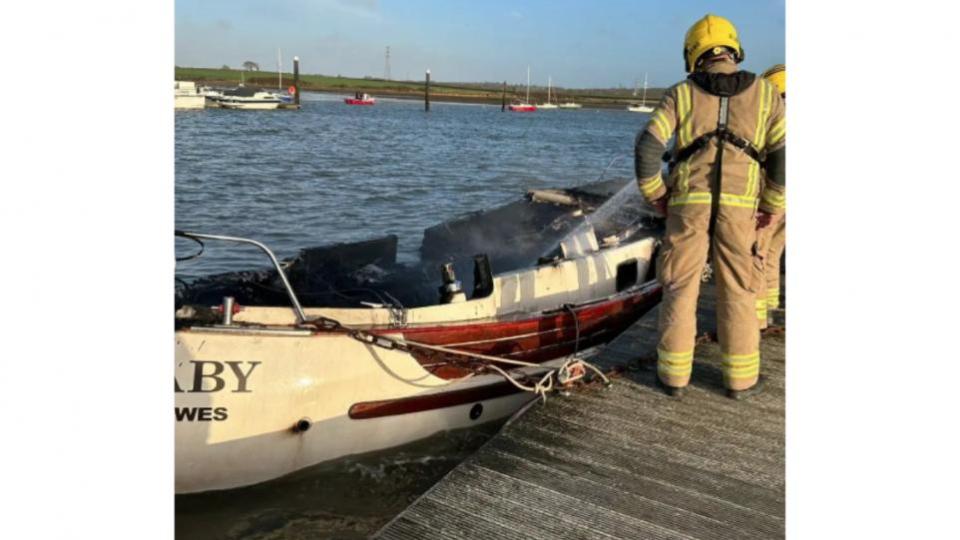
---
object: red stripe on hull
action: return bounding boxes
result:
[348,380,525,419]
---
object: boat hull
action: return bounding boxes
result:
[218,100,281,110]
[175,325,542,493]
[345,99,375,105]
[175,282,660,493]
[175,94,206,109]
[508,105,537,112]
[176,236,660,493]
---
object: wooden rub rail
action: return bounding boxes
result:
[374,282,786,539]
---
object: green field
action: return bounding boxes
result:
[174,66,665,107]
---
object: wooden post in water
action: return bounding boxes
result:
[501,81,507,111]
[425,69,431,112]
[293,56,301,107]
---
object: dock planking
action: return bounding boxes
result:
[375,282,785,539]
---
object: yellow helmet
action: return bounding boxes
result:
[762,64,786,96]
[683,14,744,73]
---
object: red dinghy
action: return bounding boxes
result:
[345,92,376,105]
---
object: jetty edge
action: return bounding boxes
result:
[374,281,786,540]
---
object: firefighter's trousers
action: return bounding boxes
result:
[656,205,765,391]
[763,216,786,310]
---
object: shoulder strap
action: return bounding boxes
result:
[665,91,762,170]
[708,97,729,237]
[718,95,729,130]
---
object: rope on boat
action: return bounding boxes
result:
[310,311,611,403]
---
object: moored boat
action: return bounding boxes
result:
[175,229,659,494]
[626,104,654,113]
[508,102,537,112]
[537,76,558,109]
[627,72,654,113]
[215,87,283,110]
[509,66,537,112]
[174,81,206,109]
[345,93,376,105]
[174,179,663,494]
[558,101,582,109]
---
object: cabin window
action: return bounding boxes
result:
[616,259,638,292]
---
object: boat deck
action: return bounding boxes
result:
[374,281,786,539]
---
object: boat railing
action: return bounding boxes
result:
[175,231,307,323]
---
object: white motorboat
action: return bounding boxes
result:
[558,101,582,109]
[217,89,283,110]
[174,81,206,109]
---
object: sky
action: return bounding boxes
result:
[175,0,785,89]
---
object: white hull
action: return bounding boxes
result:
[176,331,559,493]
[537,103,558,109]
[175,94,206,109]
[218,100,281,110]
[558,103,582,109]
[628,73,654,113]
[176,237,657,493]
[175,81,207,109]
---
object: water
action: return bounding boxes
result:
[175,93,651,538]
[175,424,502,539]
[176,93,650,279]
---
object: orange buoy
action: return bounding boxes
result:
[288,86,297,95]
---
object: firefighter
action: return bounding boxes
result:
[758,64,787,329]
[634,14,786,399]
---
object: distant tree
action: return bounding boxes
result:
[242,61,260,71]
[221,64,230,70]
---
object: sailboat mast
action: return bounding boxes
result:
[278,48,282,90]
[642,72,648,105]
[526,66,530,103]
[548,76,551,103]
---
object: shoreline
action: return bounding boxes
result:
[175,67,665,110]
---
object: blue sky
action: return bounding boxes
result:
[175,0,784,88]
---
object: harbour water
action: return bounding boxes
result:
[175,92,652,538]
[176,92,649,277]
[175,424,501,540]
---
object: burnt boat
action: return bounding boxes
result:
[174,180,663,494]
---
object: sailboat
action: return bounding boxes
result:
[509,66,537,112]
[538,76,558,109]
[174,180,662,493]
[558,96,583,110]
[627,73,654,113]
